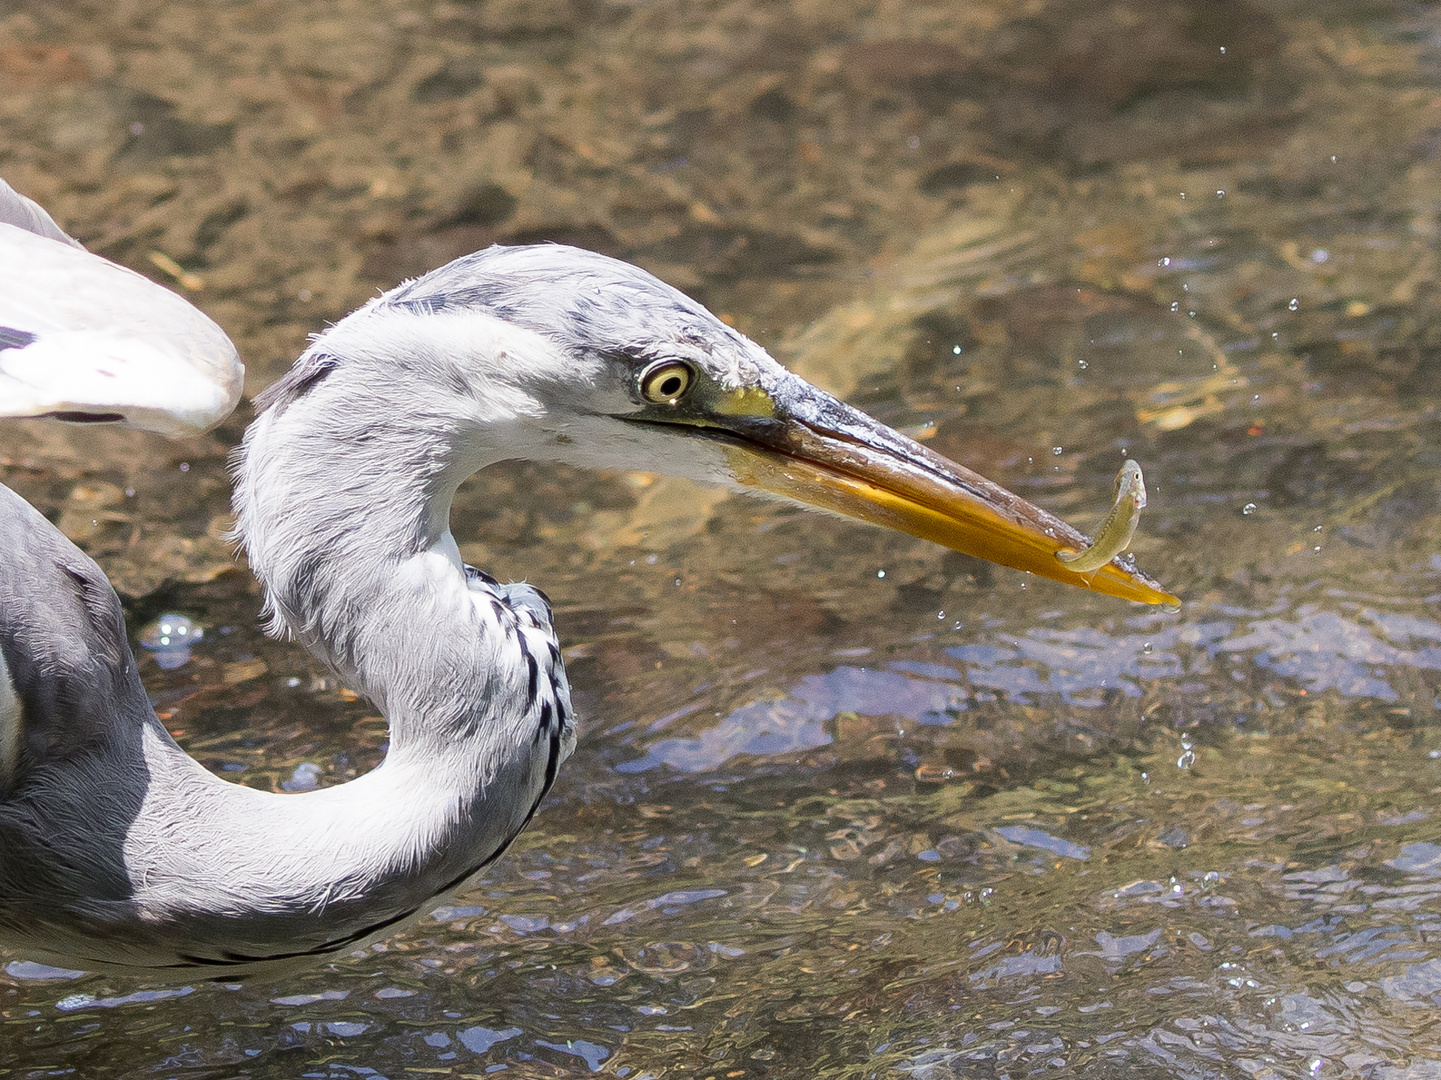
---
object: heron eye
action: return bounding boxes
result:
[639,361,695,404]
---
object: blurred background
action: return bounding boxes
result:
[2,0,1441,1076]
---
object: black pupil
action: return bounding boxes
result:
[658,374,683,396]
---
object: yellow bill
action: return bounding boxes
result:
[631,373,1179,607]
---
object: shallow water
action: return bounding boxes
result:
[3,0,1441,1076]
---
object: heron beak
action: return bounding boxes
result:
[637,377,1179,606]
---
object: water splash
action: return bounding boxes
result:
[1177,733,1196,770]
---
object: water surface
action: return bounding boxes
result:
[3,1,1441,1076]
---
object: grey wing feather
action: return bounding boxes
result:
[0,483,153,791]
[0,178,82,248]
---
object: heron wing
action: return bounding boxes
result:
[0,180,244,437]
[0,178,83,248]
[0,483,155,793]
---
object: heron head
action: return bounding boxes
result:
[289,244,1175,605]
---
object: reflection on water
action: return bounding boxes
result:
[136,611,203,669]
[4,0,1441,1076]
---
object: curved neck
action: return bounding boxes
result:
[235,334,526,734]
[232,325,573,770]
[103,712,550,968]
[153,329,580,963]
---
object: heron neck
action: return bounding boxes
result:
[113,707,546,964]
[232,359,517,752]
[84,356,575,967]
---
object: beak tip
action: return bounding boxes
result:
[1096,569,1180,608]
[1146,588,1184,611]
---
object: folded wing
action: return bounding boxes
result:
[0,178,243,437]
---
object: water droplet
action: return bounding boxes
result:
[1216,190,1225,198]
[951,344,963,355]
[1177,733,1196,770]
[1170,301,1180,312]
[1052,446,1063,456]
[139,613,203,670]
[937,610,945,620]
[1219,45,1227,54]
[1141,642,1154,655]
[1288,298,1300,311]
[876,569,886,578]
[1159,257,1171,267]
[1242,502,1257,515]
[1077,358,1088,369]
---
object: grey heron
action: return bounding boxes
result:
[0,178,1176,976]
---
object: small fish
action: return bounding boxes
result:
[1057,459,1147,573]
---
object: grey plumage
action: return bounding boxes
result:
[1,245,767,974]
[0,472,572,971]
[0,246,769,974]
[0,189,1174,975]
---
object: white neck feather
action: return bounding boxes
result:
[99,311,580,966]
